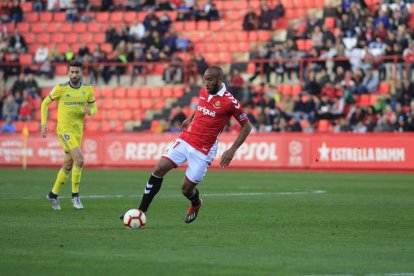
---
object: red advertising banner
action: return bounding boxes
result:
[309,135,414,169]
[0,133,413,171]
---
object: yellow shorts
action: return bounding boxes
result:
[57,132,82,153]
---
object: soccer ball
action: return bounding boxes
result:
[123,209,146,229]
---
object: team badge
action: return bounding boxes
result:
[82,91,86,97]
[66,94,70,97]
[213,101,221,108]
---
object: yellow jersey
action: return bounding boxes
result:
[48,82,96,134]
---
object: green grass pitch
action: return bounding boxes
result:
[0,168,413,276]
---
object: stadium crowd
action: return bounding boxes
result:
[1,0,414,134]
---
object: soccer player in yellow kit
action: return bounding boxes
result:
[40,60,97,210]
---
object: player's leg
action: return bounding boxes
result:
[47,152,73,210]
[137,157,176,213]
[69,146,84,209]
[182,151,210,223]
[182,177,202,224]
[137,139,187,213]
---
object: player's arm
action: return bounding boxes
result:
[85,89,98,116]
[182,111,195,128]
[40,95,53,138]
[84,101,97,116]
[220,120,252,168]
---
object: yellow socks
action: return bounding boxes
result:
[71,165,83,194]
[51,169,70,195]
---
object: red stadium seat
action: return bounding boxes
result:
[126,88,139,98]
[128,99,140,109]
[37,34,50,44]
[119,110,133,121]
[173,87,185,97]
[51,33,65,43]
[359,95,370,106]
[325,17,336,29]
[102,88,114,98]
[110,12,124,23]
[80,33,94,44]
[26,12,39,22]
[42,12,53,22]
[162,87,174,98]
[73,23,87,33]
[105,109,119,120]
[370,94,379,106]
[60,23,73,33]
[86,121,101,132]
[379,82,390,94]
[17,22,30,33]
[94,33,105,44]
[88,23,101,33]
[117,99,128,109]
[113,87,126,98]
[53,12,66,22]
[31,23,44,33]
[317,120,331,132]
[45,23,58,33]
[24,33,35,44]
[197,21,209,31]
[124,12,137,23]
[141,99,153,109]
[96,12,110,22]
[55,64,67,75]
[27,121,40,132]
[20,54,32,65]
[65,34,78,44]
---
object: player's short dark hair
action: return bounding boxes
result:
[208,66,224,80]
[68,60,83,70]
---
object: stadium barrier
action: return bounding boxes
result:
[1,133,413,171]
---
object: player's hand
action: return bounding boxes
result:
[84,106,91,115]
[220,149,236,168]
[41,125,48,138]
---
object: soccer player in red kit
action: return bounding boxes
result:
[136,66,252,223]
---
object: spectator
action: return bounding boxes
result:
[18,99,33,121]
[130,51,146,85]
[25,73,40,98]
[162,55,183,84]
[0,116,16,133]
[77,43,90,62]
[258,2,273,30]
[228,69,244,101]
[362,68,379,93]
[333,117,352,132]
[101,0,114,11]
[32,0,44,11]
[126,0,141,11]
[242,6,257,31]
[66,2,78,22]
[11,73,26,96]
[9,29,27,53]
[129,19,146,41]
[273,0,285,19]
[175,34,191,52]
[64,45,75,61]
[157,0,174,11]
[8,0,23,24]
[2,94,18,121]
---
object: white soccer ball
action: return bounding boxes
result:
[123,209,146,229]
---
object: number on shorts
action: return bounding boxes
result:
[172,141,181,149]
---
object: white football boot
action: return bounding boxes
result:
[71,196,84,209]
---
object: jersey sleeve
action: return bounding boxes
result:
[229,99,248,124]
[48,85,62,101]
[87,87,96,104]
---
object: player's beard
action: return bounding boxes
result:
[70,77,81,87]
[207,82,220,95]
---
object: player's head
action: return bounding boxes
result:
[204,66,224,95]
[68,60,83,86]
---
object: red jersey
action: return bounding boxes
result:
[179,84,248,155]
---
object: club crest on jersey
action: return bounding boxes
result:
[213,101,221,108]
[198,105,216,117]
[65,94,70,97]
[82,91,86,97]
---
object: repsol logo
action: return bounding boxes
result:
[197,105,216,117]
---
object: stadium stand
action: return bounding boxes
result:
[0,0,414,134]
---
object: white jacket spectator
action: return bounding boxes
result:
[129,20,146,40]
[34,45,49,63]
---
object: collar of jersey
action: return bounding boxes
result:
[68,81,82,89]
[207,83,226,102]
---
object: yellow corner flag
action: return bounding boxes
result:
[22,123,29,170]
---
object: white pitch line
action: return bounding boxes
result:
[303,273,414,276]
[0,190,326,200]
